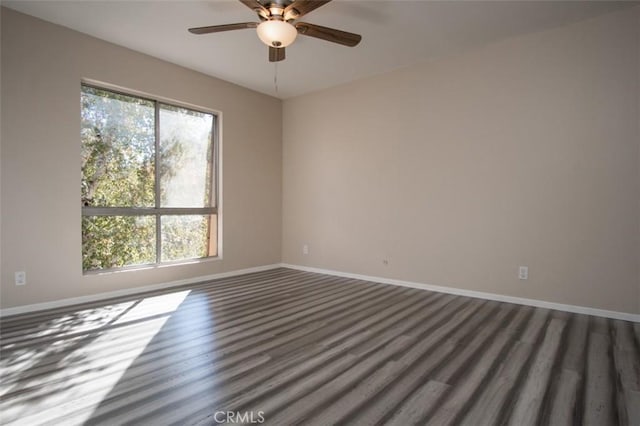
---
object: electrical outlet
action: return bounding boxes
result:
[15,271,26,286]
[302,244,309,255]
[518,266,528,280]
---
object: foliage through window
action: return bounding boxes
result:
[81,84,217,271]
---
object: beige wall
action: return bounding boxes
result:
[283,7,640,314]
[2,7,639,315]
[0,9,282,309]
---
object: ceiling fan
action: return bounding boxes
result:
[188,0,362,62]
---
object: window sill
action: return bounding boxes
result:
[83,255,222,276]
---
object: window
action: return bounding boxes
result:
[81,84,218,272]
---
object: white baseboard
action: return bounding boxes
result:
[3,262,638,323]
[281,263,640,323]
[0,264,282,318]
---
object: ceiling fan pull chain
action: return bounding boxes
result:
[274,61,279,94]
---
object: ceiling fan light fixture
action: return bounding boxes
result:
[256,20,297,48]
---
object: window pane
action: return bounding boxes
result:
[81,86,155,207]
[161,215,215,262]
[82,216,156,270]
[159,104,214,208]
[81,85,219,272]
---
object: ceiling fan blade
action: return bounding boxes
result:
[295,22,361,47]
[284,0,332,20]
[189,22,258,35]
[269,46,286,62]
[238,0,270,19]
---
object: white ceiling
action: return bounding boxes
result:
[3,0,635,99]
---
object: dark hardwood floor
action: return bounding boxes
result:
[1,268,638,425]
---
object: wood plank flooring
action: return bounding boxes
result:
[1,267,638,425]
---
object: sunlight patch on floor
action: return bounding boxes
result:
[0,290,191,426]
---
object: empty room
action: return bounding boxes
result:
[1,1,639,425]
